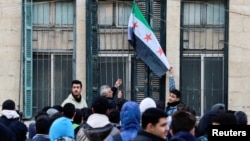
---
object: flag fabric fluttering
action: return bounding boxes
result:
[128,2,170,77]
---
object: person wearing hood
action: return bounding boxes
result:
[49,103,76,141]
[0,99,28,141]
[76,96,120,141]
[108,101,141,141]
[195,103,226,140]
[170,110,197,141]
[139,97,157,114]
[210,103,225,113]
[61,80,88,109]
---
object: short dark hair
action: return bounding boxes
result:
[2,99,15,110]
[212,111,238,125]
[177,104,196,116]
[73,108,83,124]
[81,107,93,122]
[63,103,76,119]
[92,96,109,115]
[156,100,165,110]
[141,108,167,129]
[170,89,181,98]
[41,106,51,112]
[72,80,82,88]
[52,105,63,113]
[50,112,63,123]
[171,110,196,134]
[117,98,128,111]
[108,109,120,123]
[234,111,248,125]
[35,115,52,134]
[35,111,48,120]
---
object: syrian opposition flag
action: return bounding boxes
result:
[128,2,170,77]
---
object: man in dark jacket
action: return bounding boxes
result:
[133,108,168,141]
[0,99,28,141]
[100,79,122,110]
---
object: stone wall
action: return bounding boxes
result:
[228,0,250,122]
[0,0,22,110]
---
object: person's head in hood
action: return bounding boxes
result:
[210,103,226,113]
[1,99,20,119]
[139,97,156,114]
[234,111,248,125]
[196,103,226,138]
[120,101,141,131]
[49,117,75,141]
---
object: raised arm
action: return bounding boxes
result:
[111,79,122,98]
[169,67,176,92]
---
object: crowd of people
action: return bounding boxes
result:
[0,68,248,141]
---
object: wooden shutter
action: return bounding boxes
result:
[132,0,164,103]
[23,0,33,119]
[151,0,164,102]
[132,0,148,103]
[86,0,99,106]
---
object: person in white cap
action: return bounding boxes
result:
[139,97,157,114]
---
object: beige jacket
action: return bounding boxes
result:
[61,94,88,109]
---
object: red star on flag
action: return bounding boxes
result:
[133,21,138,28]
[157,47,164,56]
[144,34,151,42]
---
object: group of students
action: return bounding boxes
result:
[0,67,248,141]
[26,91,183,141]
[30,67,189,141]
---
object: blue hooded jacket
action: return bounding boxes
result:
[49,117,74,141]
[108,101,141,141]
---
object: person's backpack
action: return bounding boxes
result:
[112,133,122,141]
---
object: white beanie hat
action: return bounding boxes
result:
[139,97,156,113]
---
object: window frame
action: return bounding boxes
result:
[97,1,132,27]
[180,0,228,118]
[97,54,133,100]
[183,0,225,27]
[181,54,224,116]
